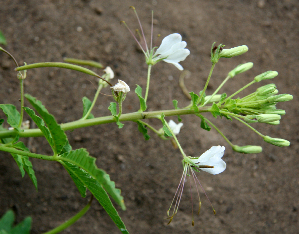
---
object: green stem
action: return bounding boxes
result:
[221,80,256,105]
[163,120,186,158]
[18,79,24,128]
[0,107,210,139]
[44,195,93,234]
[117,96,123,119]
[137,120,166,139]
[144,65,152,103]
[0,145,56,161]
[15,62,112,86]
[204,118,234,147]
[198,63,216,103]
[82,84,103,120]
[231,115,265,138]
[203,75,230,106]
[63,58,103,69]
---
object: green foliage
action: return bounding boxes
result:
[0,119,4,126]
[82,97,94,119]
[135,85,147,112]
[160,113,172,137]
[196,114,211,131]
[0,104,21,129]
[59,148,126,210]
[24,94,72,154]
[0,210,32,234]
[172,100,182,122]
[108,102,124,128]
[136,121,150,140]
[0,31,7,45]
[61,161,129,234]
[210,103,221,118]
[220,93,227,103]
[189,92,199,111]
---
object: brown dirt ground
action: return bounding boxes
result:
[0,0,299,233]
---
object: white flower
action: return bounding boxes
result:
[190,146,226,175]
[153,33,190,70]
[111,80,130,93]
[103,66,114,79]
[168,120,183,135]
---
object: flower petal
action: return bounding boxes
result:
[155,33,182,55]
[199,160,226,175]
[166,62,184,71]
[163,49,190,63]
[194,146,225,163]
[168,120,183,135]
[158,41,187,58]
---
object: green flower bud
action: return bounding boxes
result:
[255,114,281,123]
[266,120,280,125]
[256,84,277,96]
[263,136,290,147]
[204,94,221,103]
[264,109,286,115]
[220,45,248,58]
[228,62,254,78]
[233,145,263,154]
[268,94,293,102]
[254,71,278,82]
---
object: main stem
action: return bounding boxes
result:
[144,64,152,103]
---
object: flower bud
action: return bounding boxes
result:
[254,71,278,82]
[256,84,276,96]
[264,109,286,115]
[267,94,293,102]
[263,136,290,147]
[111,80,130,93]
[204,94,221,103]
[103,66,115,79]
[228,62,253,78]
[255,114,281,123]
[220,45,248,58]
[233,145,263,154]
[266,120,280,125]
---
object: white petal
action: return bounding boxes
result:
[194,146,225,163]
[104,66,114,79]
[199,160,226,175]
[165,62,184,71]
[168,120,183,135]
[155,33,182,55]
[112,79,130,93]
[163,49,190,63]
[158,41,187,58]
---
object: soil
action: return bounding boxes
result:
[0,0,298,233]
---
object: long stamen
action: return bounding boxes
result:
[194,172,216,215]
[190,168,201,215]
[121,21,147,55]
[130,6,149,52]
[150,11,154,51]
[188,167,195,226]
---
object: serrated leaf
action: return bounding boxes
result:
[61,162,87,197]
[24,94,71,155]
[198,90,206,105]
[0,210,14,232]
[220,93,227,103]
[196,114,211,131]
[135,85,147,112]
[0,31,7,45]
[116,121,124,129]
[60,161,128,234]
[82,97,94,119]
[0,104,21,129]
[189,92,199,111]
[210,103,221,118]
[59,149,126,210]
[160,113,172,137]
[11,154,25,177]
[172,100,182,122]
[136,121,150,140]
[108,102,117,117]
[22,157,37,190]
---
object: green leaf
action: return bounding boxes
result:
[220,93,227,103]
[59,149,126,210]
[0,104,21,129]
[82,97,94,119]
[0,31,7,45]
[196,114,211,131]
[210,103,221,118]
[136,121,150,140]
[108,102,117,117]
[189,92,199,111]
[172,100,182,122]
[11,154,25,177]
[0,210,14,232]
[116,121,124,128]
[0,119,4,126]
[24,94,71,155]
[0,210,31,234]
[135,85,147,112]
[61,161,129,234]
[160,113,172,137]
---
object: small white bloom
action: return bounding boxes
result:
[112,80,130,93]
[191,146,226,175]
[153,33,190,70]
[103,66,114,79]
[168,120,183,135]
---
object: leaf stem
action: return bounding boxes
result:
[18,79,24,128]
[198,63,216,103]
[144,65,152,103]
[81,84,103,120]
[43,195,93,234]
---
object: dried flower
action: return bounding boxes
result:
[111,80,130,93]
